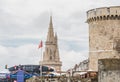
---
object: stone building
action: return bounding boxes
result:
[74,59,89,71]
[87,6,120,71]
[72,59,89,72]
[39,16,62,71]
[67,59,89,76]
[78,59,89,71]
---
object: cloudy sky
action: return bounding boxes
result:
[0,0,119,71]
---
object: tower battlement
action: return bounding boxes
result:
[87,6,120,22]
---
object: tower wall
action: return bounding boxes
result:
[87,6,120,71]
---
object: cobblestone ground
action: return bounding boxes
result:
[28,78,81,82]
[26,76,98,82]
[26,77,89,82]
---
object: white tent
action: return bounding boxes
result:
[0,69,10,79]
[0,69,10,74]
[48,72,61,76]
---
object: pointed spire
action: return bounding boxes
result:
[46,15,54,42]
[55,32,58,44]
[55,33,57,40]
[49,15,53,28]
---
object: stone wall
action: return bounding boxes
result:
[98,59,120,82]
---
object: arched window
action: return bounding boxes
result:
[50,55,52,60]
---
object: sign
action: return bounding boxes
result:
[10,72,32,79]
[17,70,24,82]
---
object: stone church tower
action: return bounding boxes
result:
[87,6,120,71]
[40,16,62,71]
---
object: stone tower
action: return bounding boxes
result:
[87,6,120,71]
[40,16,62,71]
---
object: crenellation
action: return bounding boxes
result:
[87,6,120,22]
[87,9,96,19]
[110,7,120,15]
[96,7,109,16]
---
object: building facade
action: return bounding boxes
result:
[72,59,89,72]
[40,16,62,71]
[67,59,89,76]
[87,6,120,71]
[78,59,89,71]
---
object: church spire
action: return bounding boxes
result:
[40,16,62,71]
[46,16,54,42]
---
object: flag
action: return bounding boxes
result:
[14,65,17,70]
[38,40,43,49]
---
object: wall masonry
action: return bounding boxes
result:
[98,59,120,82]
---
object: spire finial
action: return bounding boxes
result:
[49,14,53,28]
